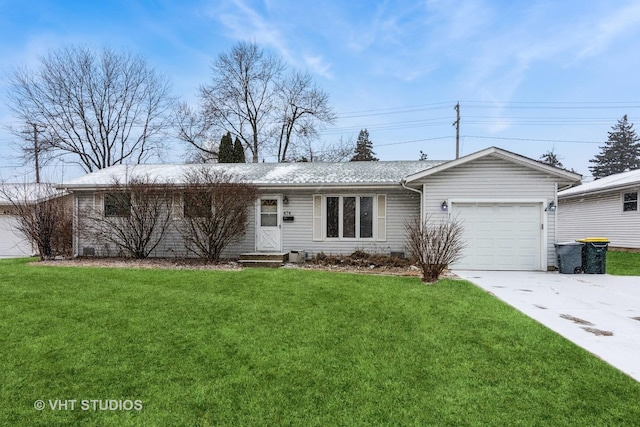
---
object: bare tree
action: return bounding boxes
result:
[175,101,219,163]
[6,45,175,173]
[198,41,284,163]
[0,183,71,260]
[83,176,174,259]
[274,71,336,162]
[314,136,355,162]
[405,215,466,283]
[177,168,258,262]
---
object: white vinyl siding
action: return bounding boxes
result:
[558,190,640,249]
[418,155,558,269]
[75,191,256,258]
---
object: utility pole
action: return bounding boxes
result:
[453,102,460,159]
[32,123,41,184]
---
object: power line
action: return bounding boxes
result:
[462,135,602,144]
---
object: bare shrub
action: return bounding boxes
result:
[311,251,411,268]
[177,168,258,262]
[84,176,173,259]
[0,183,71,260]
[405,215,466,283]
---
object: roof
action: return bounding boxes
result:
[60,160,445,189]
[403,146,582,185]
[0,183,65,205]
[559,169,640,199]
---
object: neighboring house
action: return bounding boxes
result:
[0,201,33,258]
[60,147,580,271]
[558,169,640,249]
[0,184,48,258]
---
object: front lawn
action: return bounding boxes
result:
[2,258,640,426]
[607,250,640,275]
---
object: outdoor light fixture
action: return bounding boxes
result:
[547,201,556,212]
[441,200,448,212]
[283,195,289,205]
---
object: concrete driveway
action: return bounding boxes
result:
[453,270,640,382]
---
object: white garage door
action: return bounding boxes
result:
[451,202,543,270]
[0,216,33,257]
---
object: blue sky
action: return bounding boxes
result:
[2,0,640,182]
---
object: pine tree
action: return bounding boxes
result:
[350,129,378,161]
[589,115,640,179]
[539,149,563,168]
[233,137,246,163]
[218,132,234,163]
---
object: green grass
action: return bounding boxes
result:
[2,258,640,426]
[607,250,640,275]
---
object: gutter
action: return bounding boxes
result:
[401,179,424,222]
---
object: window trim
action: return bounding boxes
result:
[324,194,376,240]
[622,191,638,213]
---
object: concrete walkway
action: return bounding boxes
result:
[453,270,640,382]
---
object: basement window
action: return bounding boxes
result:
[623,192,638,212]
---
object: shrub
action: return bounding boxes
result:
[405,215,466,283]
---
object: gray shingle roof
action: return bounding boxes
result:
[61,161,445,188]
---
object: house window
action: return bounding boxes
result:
[260,199,278,226]
[623,192,638,212]
[325,195,374,239]
[183,192,212,218]
[104,193,131,217]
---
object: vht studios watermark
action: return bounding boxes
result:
[34,399,143,411]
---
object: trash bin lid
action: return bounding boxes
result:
[555,241,583,246]
[576,237,610,243]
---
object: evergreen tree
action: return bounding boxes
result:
[350,129,378,161]
[589,115,640,179]
[233,137,246,163]
[218,132,234,163]
[539,149,563,168]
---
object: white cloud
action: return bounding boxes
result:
[304,55,333,79]
[577,1,640,58]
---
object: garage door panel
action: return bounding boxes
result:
[0,216,33,257]
[452,202,542,270]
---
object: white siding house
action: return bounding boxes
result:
[60,147,581,270]
[558,169,640,249]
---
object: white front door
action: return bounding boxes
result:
[256,196,282,252]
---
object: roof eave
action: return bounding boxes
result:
[403,146,582,183]
[559,182,640,199]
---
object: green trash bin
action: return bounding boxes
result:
[576,238,609,274]
[555,242,584,274]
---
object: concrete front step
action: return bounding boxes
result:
[239,252,289,267]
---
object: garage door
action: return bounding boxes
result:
[451,202,542,270]
[0,216,33,257]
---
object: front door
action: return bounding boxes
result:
[256,196,282,252]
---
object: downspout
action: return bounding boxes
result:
[401,179,424,224]
[71,190,79,258]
